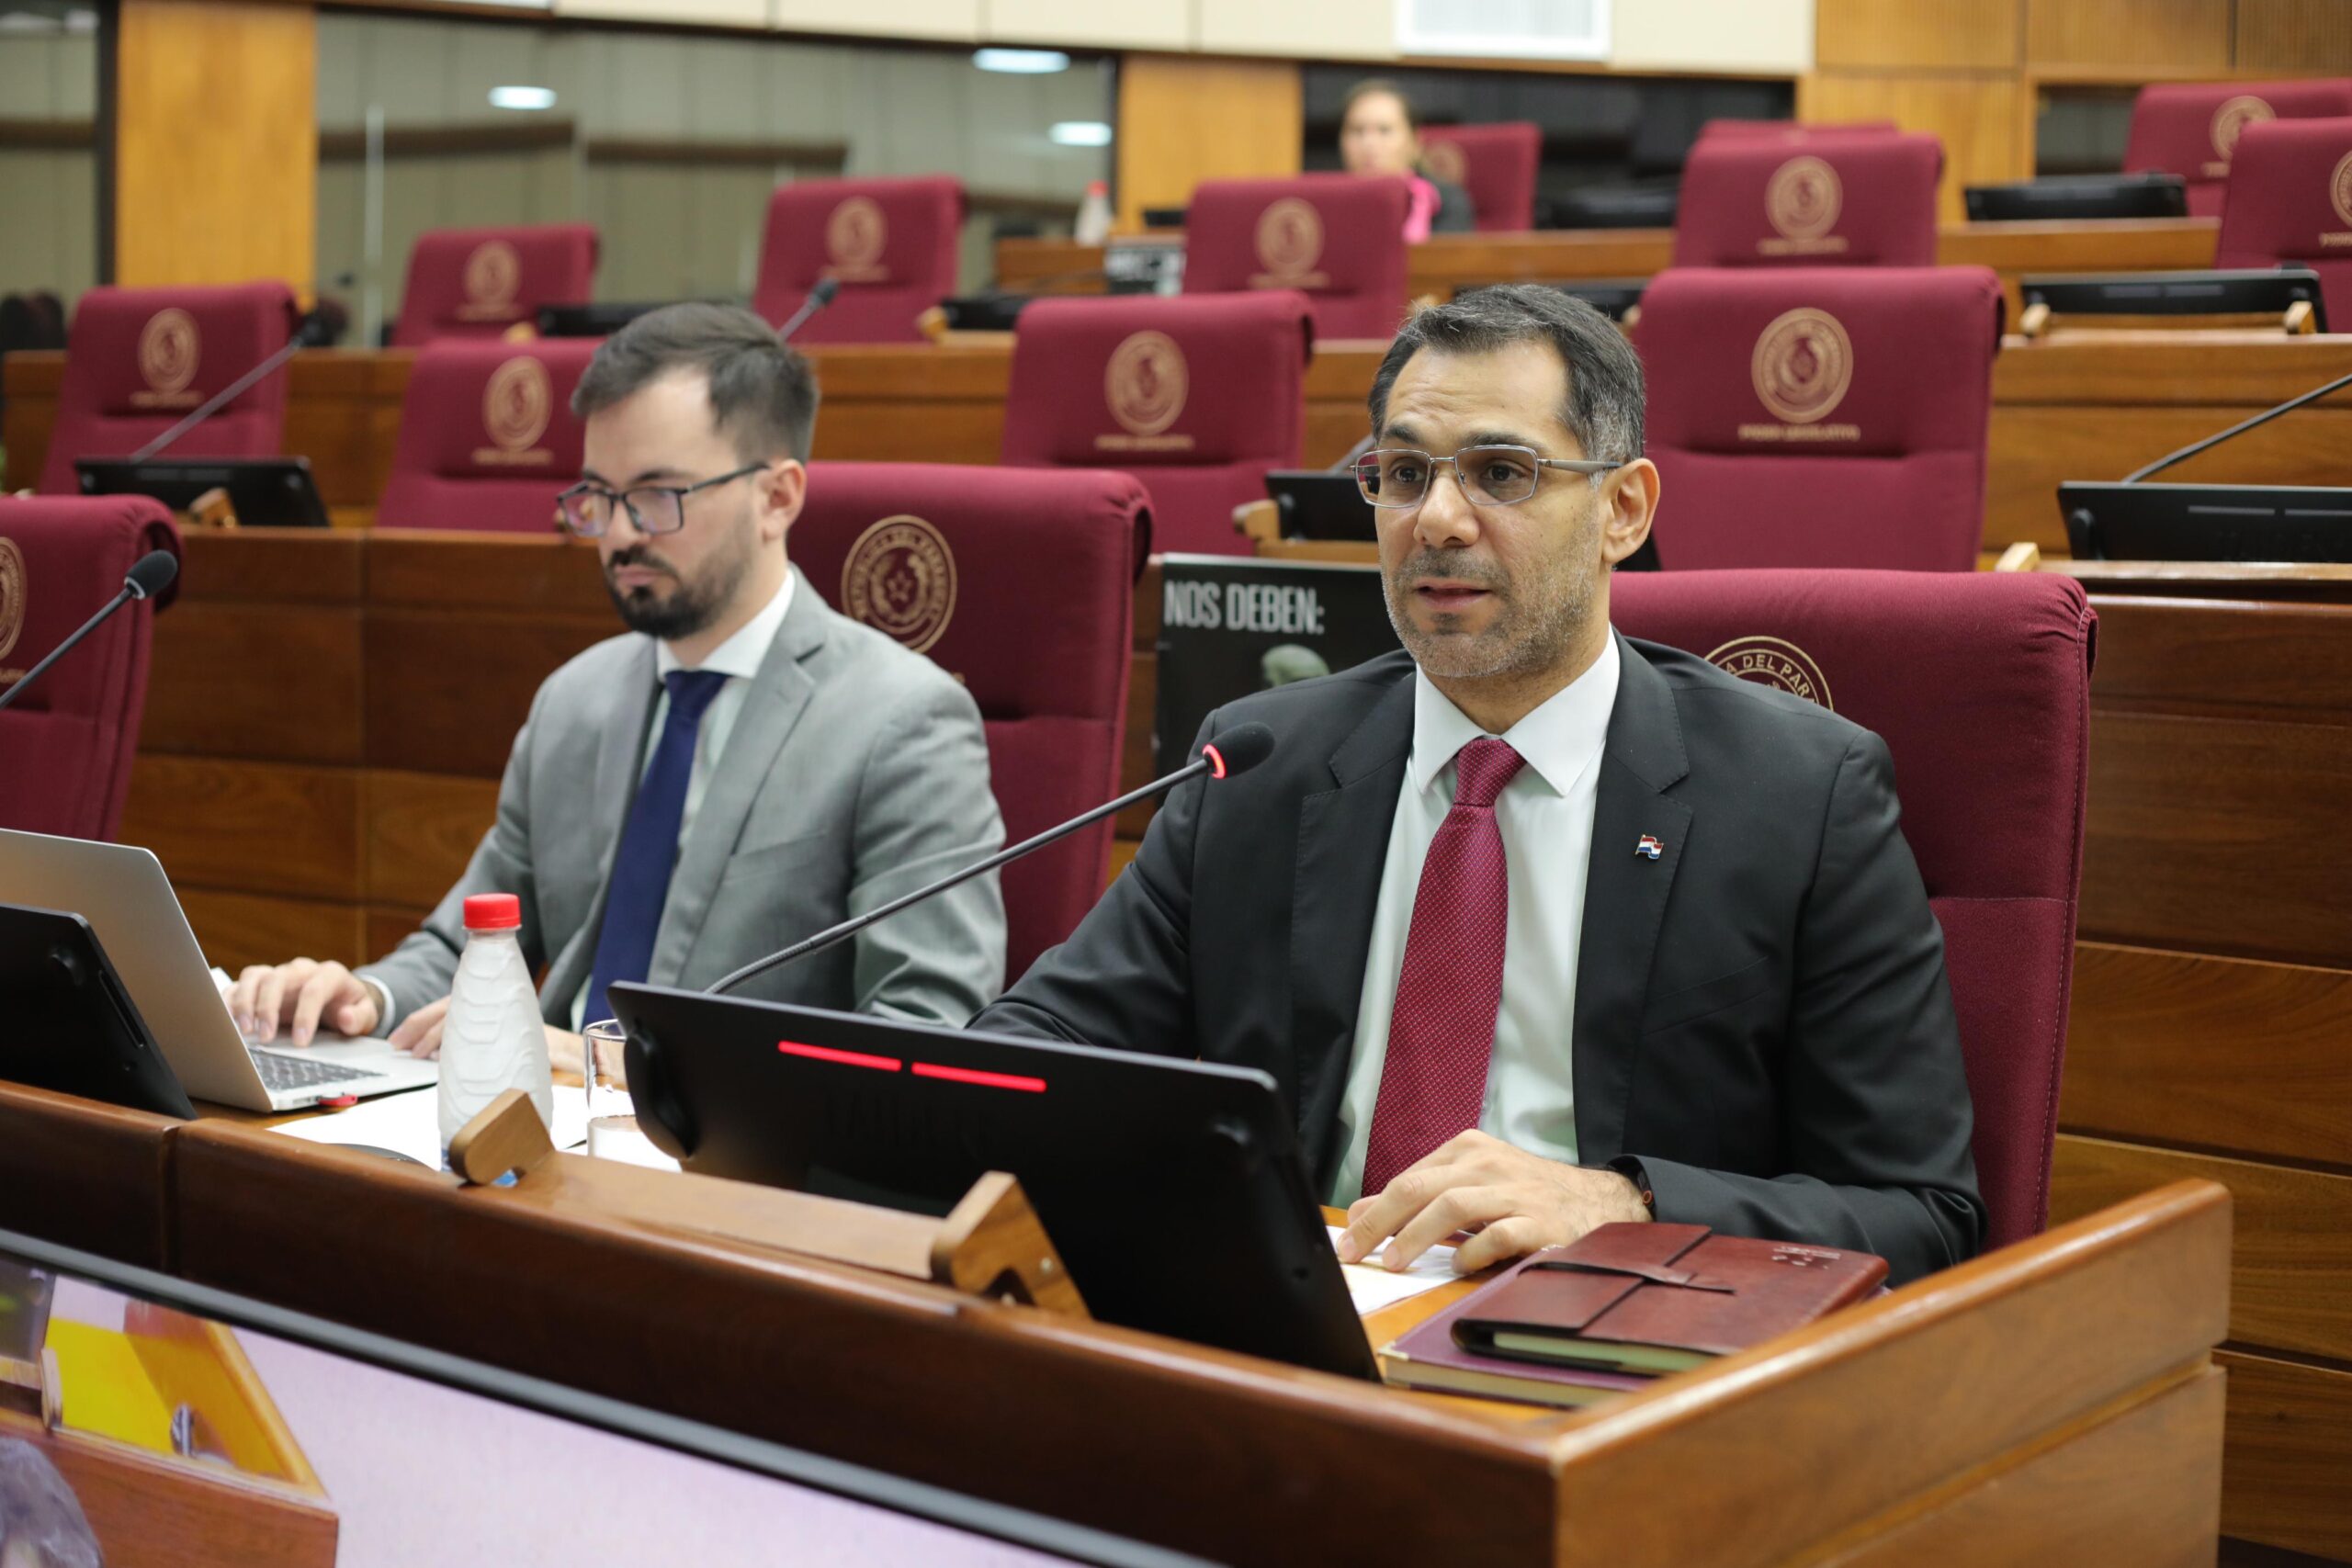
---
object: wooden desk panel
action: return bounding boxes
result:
[2213,1349,2352,1562]
[996,218,2220,326]
[0,1083,176,1269]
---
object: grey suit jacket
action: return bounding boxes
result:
[362,567,1006,1029]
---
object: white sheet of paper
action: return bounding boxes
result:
[1329,1225,1462,1315]
[273,1085,597,1170]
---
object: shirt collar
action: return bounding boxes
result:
[654,569,795,682]
[1408,631,1621,798]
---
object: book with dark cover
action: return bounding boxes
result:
[1375,1319,1652,1409]
[1453,1224,1888,1377]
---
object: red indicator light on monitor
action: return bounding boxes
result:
[911,1062,1047,1093]
[777,1040,902,1072]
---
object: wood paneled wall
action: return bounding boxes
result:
[1113,54,1301,231]
[115,0,316,290]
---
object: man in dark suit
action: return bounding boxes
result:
[974,284,1982,1287]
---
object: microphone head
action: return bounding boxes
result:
[1201,722,1276,781]
[125,549,179,601]
[810,276,841,307]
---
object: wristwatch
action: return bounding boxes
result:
[1604,1156,1657,1218]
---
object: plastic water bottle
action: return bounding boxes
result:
[436,892,552,1164]
[1074,179,1114,246]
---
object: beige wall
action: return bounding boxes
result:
[0,28,100,311]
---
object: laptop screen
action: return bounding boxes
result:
[0,1231,1204,1568]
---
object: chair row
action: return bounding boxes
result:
[36,266,2017,569]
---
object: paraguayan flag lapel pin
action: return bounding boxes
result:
[1634,834,1664,861]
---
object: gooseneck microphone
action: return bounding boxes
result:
[0,550,179,714]
[2122,367,2352,483]
[776,276,841,343]
[707,722,1278,997]
[130,307,341,463]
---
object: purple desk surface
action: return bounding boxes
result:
[52,1280,1082,1567]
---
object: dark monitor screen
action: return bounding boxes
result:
[2019,268,2328,332]
[0,1228,1204,1568]
[75,458,330,529]
[2060,481,2352,562]
[1963,173,2187,222]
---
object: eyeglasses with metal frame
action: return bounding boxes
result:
[1351,445,1622,509]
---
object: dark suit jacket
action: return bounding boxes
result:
[975,635,1984,1285]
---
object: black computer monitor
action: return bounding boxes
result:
[0,1226,1179,1568]
[1545,180,1679,230]
[2020,268,2328,332]
[1263,470,1374,541]
[2060,481,2352,561]
[607,987,1380,1381]
[0,904,192,1118]
[1545,278,1648,321]
[535,300,664,337]
[938,293,1033,332]
[1963,173,2188,222]
[75,457,329,528]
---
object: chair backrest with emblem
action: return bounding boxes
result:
[752,176,966,345]
[2214,114,2352,331]
[391,224,599,348]
[2125,79,2352,219]
[793,462,1149,979]
[1610,568,2097,1250]
[37,283,300,494]
[1001,292,1312,557]
[1635,265,2004,570]
[1182,175,1411,343]
[0,495,182,841]
[1419,122,1543,232]
[1671,131,1941,269]
[376,339,599,533]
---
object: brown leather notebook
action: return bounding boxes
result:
[1446,1223,1888,1377]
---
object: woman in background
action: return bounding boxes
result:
[1339,80,1476,239]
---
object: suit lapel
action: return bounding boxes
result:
[542,639,660,1012]
[651,570,826,985]
[1290,671,1413,1193]
[1572,635,1691,1164]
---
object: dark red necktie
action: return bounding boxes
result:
[1362,736,1525,1196]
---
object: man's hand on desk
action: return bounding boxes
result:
[228,959,380,1048]
[547,1026,627,1088]
[1335,1131,1651,1275]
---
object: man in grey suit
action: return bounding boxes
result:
[228,304,1005,1079]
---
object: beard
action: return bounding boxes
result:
[603,519,756,643]
[1382,496,1600,682]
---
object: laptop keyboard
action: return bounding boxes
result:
[249,1048,381,1095]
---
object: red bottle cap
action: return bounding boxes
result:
[462,893,523,931]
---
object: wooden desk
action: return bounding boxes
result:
[2041,562,2352,1562]
[0,1074,2236,1568]
[17,326,2345,560]
[997,218,2221,323]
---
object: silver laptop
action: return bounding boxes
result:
[0,829,438,1111]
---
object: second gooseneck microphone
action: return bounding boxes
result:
[707,722,1278,997]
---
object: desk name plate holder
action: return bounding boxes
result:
[445,1090,1089,1318]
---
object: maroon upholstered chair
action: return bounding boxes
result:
[390,224,599,347]
[792,462,1148,979]
[1672,131,1942,268]
[1695,118,1899,142]
[36,284,299,494]
[1638,265,2004,571]
[1001,292,1311,558]
[1610,569,2097,1251]
[2214,115,2352,331]
[2125,79,2352,219]
[751,176,965,345]
[1183,175,1410,342]
[376,339,599,534]
[1420,122,1543,231]
[0,495,181,841]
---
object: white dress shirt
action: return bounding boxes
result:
[1327,634,1621,1206]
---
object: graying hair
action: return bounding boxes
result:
[1368,284,1644,479]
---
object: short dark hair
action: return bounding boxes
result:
[571,302,820,464]
[1367,284,1645,468]
[1341,78,1421,132]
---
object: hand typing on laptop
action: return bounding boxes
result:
[227,958,382,1048]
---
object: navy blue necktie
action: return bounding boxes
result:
[585,669,731,1023]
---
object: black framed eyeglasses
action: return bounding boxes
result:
[1351,445,1621,509]
[555,463,768,537]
